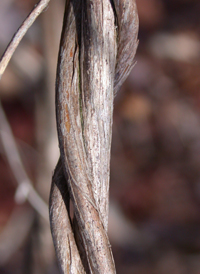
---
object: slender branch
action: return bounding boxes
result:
[0,100,48,220]
[0,0,51,79]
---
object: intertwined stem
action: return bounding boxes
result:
[50,0,138,273]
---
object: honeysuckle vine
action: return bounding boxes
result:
[50,0,138,273]
[0,0,138,273]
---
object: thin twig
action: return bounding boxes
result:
[0,100,48,220]
[0,0,51,79]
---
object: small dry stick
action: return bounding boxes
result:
[0,100,48,220]
[0,0,51,79]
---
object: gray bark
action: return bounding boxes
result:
[49,0,138,273]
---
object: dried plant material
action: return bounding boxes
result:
[0,0,51,79]
[50,159,85,274]
[50,0,139,273]
[0,100,48,220]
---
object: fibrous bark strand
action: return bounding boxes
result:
[50,0,138,273]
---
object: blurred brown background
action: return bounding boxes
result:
[1,0,200,273]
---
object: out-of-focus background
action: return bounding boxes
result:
[0,0,200,273]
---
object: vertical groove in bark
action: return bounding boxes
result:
[49,0,138,273]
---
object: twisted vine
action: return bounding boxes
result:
[49,0,138,273]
